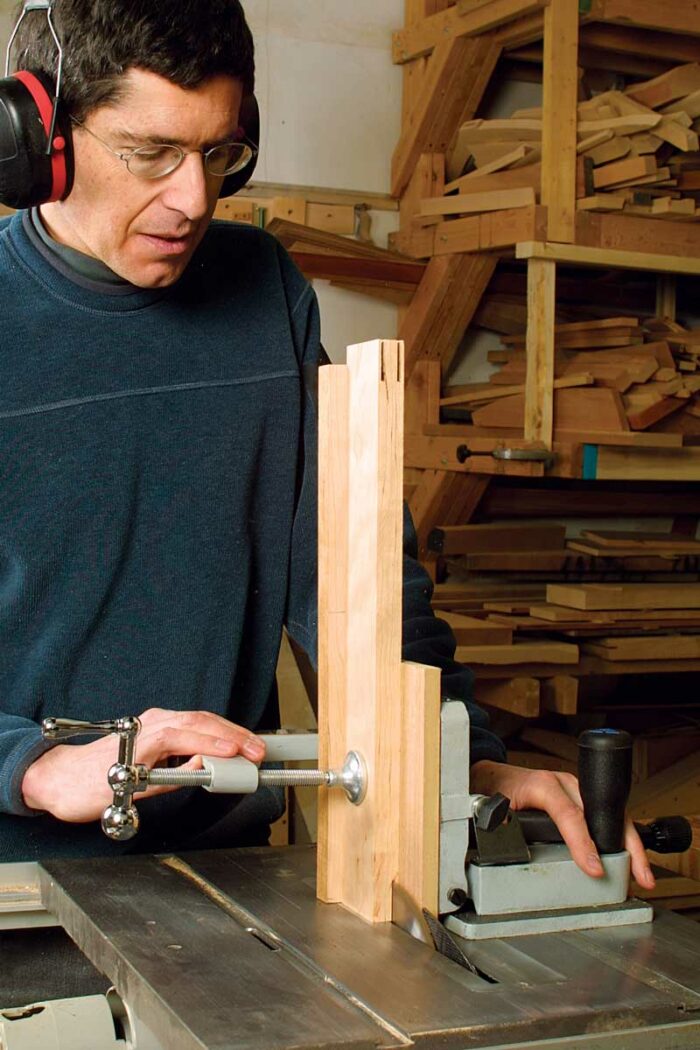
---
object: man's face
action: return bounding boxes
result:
[40,69,244,288]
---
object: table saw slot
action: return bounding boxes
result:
[245,926,282,952]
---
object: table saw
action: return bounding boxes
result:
[2,341,699,1050]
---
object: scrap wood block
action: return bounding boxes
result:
[455,641,579,665]
[583,635,700,661]
[531,603,700,623]
[626,396,686,430]
[580,531,700,552]
[627,341,676,368]
[502,316,643,350]
[427,523,566,554]
[445,161,545,196]
[454,550,571,571]
[578,115,662,137]
[578,195,627,212]
[435,611,513,646]
[547,582,700,611]
[540,675,579,715]
[585,138,633,167]
[626,63,700,111]
[566,539,675,558]
[471,387,630,432]
[475,677,540,717]
[420,186,536,216]
[563,352,658,388]
[454,142,537,180]
[629,751,700,821]
[593,156,659,190]
[441,373,592,405]
[664,88,700,119]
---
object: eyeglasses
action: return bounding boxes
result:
[70,117,255,180]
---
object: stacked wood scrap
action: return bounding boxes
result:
[442,315,700,436]
[429,580,700,717]
[422,63,700,226]
[428,523,700,574]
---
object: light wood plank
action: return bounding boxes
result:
[393,662,441,934]
[541,0,579,242]
[475,677,541,716]
[516,241,700,276]
[524,257,556,446]
[317,364,350,902]
[455,641,579,664]
[547,582,700,611]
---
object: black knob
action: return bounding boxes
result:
[474,792,511,832]
[456,444,471,464]
[578,728,632,854]
[635,817,693,855]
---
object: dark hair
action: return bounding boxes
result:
[11,0,255,119]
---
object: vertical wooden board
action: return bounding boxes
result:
[316,365,350,898]
[541,675,579,715]
[405,358,441,434]
[393,662,442,937]
[317,365,350,902]
[656,275,677,321]
[525,257,556,446]
[541,0,579,243]
[392,36,480,198]
[400,254,497,378]
[317,341,406,924]
[397,153,445,258]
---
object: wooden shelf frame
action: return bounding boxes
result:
[394,0,700,474]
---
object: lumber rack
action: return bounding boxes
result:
[393,0,700,478]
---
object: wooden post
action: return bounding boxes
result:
[541,0,579,243]
[656,275,677,320]
[317,341,441,926]
[524,258,557,447]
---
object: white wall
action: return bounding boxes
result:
[0,0,404,362]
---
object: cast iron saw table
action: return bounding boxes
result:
[36,845,700,1050]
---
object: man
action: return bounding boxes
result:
[0,0,653,888]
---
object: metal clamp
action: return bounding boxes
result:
[41,718,367,843]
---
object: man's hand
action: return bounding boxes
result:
[22,708,266,823]
[471,759,655,890]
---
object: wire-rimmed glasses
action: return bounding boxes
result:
[71,117,256,180]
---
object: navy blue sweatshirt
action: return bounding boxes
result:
[0,212,506,861]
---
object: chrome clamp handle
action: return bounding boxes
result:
[41,717,367,843]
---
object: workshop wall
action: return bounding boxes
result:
[0,0,404,363]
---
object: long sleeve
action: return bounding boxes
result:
[0,715,52,816]
[281,269,505,766]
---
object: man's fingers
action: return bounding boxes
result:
[137,727,263,766]
[626,820,655,889]
[547,798,604,878]
[138,711,265,761]
[524,772,604,878]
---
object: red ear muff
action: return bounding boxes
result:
[0,69,73,209]
[14,71,68,201]
[220,93,259,199]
